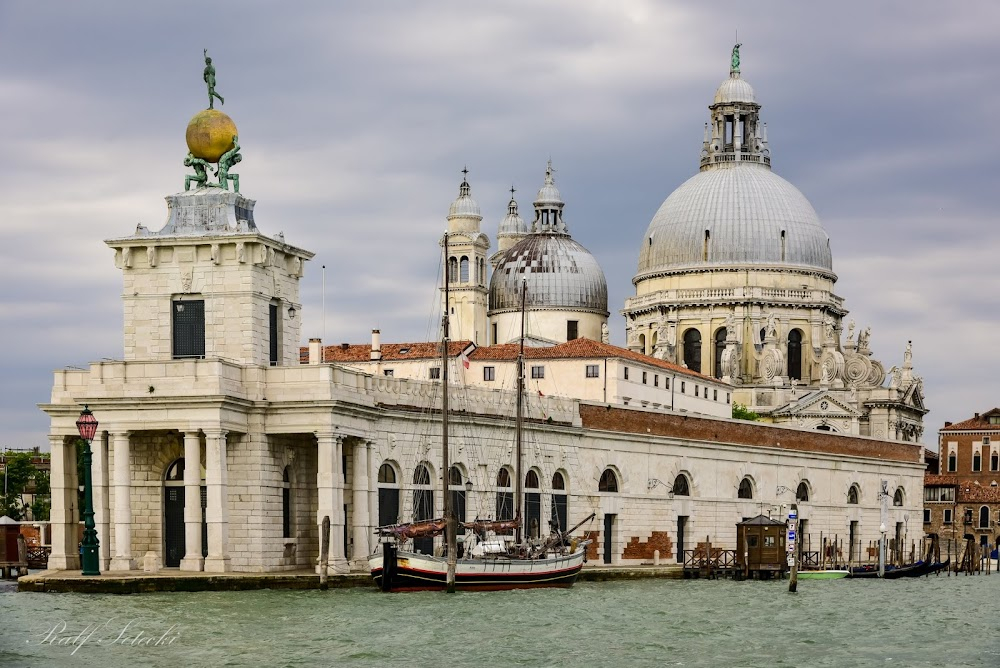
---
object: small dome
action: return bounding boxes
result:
[714,74,756,105]
[490,234,608,314]
[534,161,563,208]
[448,178,481,219]
[637,164,833,277]
[498,196,527,237]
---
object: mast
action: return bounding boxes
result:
[515,279,526,546]
[442,232,457,592]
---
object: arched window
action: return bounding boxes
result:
[893,488,904,507]
[460,256,470,283]
[638,333,646,355]
[980,506,991,529]
[948,452,957,472]
[787,329,802,380]
[683,329,702,373]
[282,465,292,539]
[448,466,467,532]
[714,328,727,379]
[525,470,541,539]
[551,471,568,532]
[448,257,458,283]
[672,474,690,497]
[598,468,619,493]
[738,477,753,499]
[796,481,810,503]
[847,484,859,505]
[377,462,400,527]
[496,468,514,525]
[974,451,982,472]
[412,464,434,553]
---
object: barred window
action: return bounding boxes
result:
[585,364,599,378]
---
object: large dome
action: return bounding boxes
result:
[490,234,608,314]
[636,164,834,278]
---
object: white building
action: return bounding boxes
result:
[622,47,927,442]
[39,49,926,576]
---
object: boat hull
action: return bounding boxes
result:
[796,569,848,579]
[370,545,587,592]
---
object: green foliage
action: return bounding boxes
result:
[2,451,42,520]
[732,403,760,422]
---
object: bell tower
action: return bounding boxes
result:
[441,170,490,345]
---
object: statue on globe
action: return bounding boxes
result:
[183,152,216,191]
[217,136,242,192]
[204,49,225,110]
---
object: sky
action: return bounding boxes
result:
[1,1,997,449]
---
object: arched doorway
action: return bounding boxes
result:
[163,458,206,568]
[412,463,434,554]
[551,471,568,533]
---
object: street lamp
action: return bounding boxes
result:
[75,405,100,576]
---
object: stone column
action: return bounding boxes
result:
[203,430,231,572]
[316,432,348,573]
[351,439,371,563]
[109,431,135,571]
[47,435,80,570]
[180,431,204,571]
[92,431,111,571]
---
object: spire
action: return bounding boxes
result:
[702,45,770,172]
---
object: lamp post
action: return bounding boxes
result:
[75,405,100,576]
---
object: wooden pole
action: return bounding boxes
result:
[320,515,330,590]
[788,505,798,593]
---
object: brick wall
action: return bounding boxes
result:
[580,404,921,463]
[622,531,673,561]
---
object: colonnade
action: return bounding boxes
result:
[47,429,376,573]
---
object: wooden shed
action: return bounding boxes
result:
[736,515,787,579]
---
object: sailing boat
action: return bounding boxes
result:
[369,237,592,592]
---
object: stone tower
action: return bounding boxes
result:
[441,172,490,345]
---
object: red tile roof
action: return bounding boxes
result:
[298,341,474,364]
[941,408,1000,431]
[924,474,958,486]
[470,337,717,382]
[299,336,720,383]
[957,482,1000,503]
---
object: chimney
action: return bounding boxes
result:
[340,343,350,351]
[308,338,322,364]
[371,329,382,361]
[944,421,952,427]
[975,413,980,420]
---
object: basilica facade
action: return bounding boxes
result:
[621,50,926,442]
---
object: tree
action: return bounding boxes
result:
[732,403,760,422]
[1,452,36,519]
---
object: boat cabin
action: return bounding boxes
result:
[736,515,787,579]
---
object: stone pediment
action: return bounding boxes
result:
[770,390,861,419]
[901,380,928,413]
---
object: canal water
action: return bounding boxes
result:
[2,575,999,667]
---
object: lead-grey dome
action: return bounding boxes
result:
[490,234,608,314]
[637,164,833,278]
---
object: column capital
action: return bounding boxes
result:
[204,429,228,438]
[111,430,132,440]
[183,430,202,439]
[315,431,342,444]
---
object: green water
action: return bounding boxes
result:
[2,575,998,667]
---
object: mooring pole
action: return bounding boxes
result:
[788,504,798,593]
[320,515,330,590]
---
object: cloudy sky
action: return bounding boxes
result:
[1,1,997,448]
